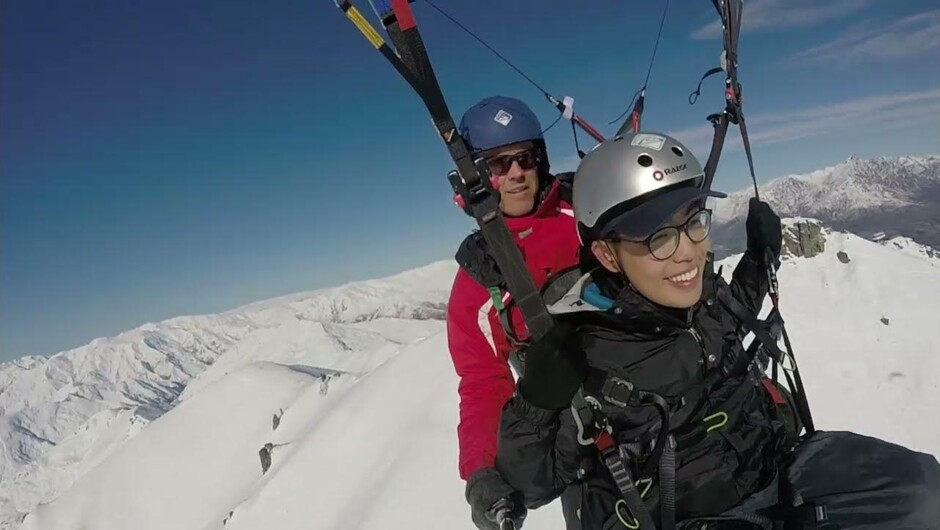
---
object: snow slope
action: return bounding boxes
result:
[18,223,940,530]
[0,262,456,529]
[719,222,940,457]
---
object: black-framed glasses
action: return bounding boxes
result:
[614,208,712,260]
[485,149,539,175]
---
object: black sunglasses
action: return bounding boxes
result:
[485,149,539,176]
[612,208,712,261]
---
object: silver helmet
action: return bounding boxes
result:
[573,132,726,243]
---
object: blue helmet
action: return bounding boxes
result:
[458,96,545,153]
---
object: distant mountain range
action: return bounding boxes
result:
[710,155,940,257]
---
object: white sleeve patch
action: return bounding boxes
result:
[477,299,498,356]
[475,292,511,357]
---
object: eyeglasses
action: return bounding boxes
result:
[612,208,712,261]
[485,149,539,176]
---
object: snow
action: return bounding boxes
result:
[719,223,940,457]
[11,222,940,530]
[0,261,457,529]
[18,327,568,530]
[21,362,345,530]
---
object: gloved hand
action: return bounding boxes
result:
[466,467,527,530]
[518,321,587,410]
[746,197,782,266]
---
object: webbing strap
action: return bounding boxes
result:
[701,2,812,438]
[659,435,677,530]
[581,385,675,529]
[716,287,785,362]
[716,286,815,426]
[335,1,424,95]
[637,391,671,480]
[602,444,656,529]
[357,0,556,342]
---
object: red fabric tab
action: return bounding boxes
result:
[594,431,616,452]
[761,378,786,405]
[391,0,416,30]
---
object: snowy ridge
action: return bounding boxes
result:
[0,261,457,529]
[709,155,940,256]
[880,235,940,264]
[712,155,940,223]
[15,222,940,530]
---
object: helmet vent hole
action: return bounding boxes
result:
[637,154,654,167]
[672,146,685,157]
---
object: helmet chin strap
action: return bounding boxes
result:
[603,241,629,279]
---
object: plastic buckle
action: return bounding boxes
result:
[602,377,635,408]
[449,158,501,214]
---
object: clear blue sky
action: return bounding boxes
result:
[3,0,939,361]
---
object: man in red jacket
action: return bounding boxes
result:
[446,96,582,530]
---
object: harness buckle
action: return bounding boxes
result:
[602,377,635,408]
[572,395,611,446]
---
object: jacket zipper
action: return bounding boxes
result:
[686,309,708,359]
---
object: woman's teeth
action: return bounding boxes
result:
[668,267,699,283]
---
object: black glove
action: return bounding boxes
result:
[518,321,587,410]
[746,197,782,266]
[466,467,527,530]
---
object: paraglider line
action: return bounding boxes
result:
[421,0,552,99]
[608,0,670,125]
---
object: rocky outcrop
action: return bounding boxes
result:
[782,221,826,258]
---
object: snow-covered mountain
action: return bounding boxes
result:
[880,235,940,264]
[5,219,940,530]
[0,262,455,529]
[710,155,940,256]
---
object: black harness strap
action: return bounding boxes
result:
[606,447,656,529]
[344,0,558,343]
[690,0,815,436]
[716,287,785,363]
[658,435,677,530]
[716,286,815,435]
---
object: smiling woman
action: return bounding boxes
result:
[494,131,940,530]
[601,205,713,308]
[496,132,794,528]
[575,133,726,309]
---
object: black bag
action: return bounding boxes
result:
[771,430,940,529]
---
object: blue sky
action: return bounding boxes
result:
[2,0,939,361]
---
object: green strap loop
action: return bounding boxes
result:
[704,411,729,433]
[488,286,505,311]
[615,499,641,529]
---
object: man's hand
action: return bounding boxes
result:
[466,467,527,530]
